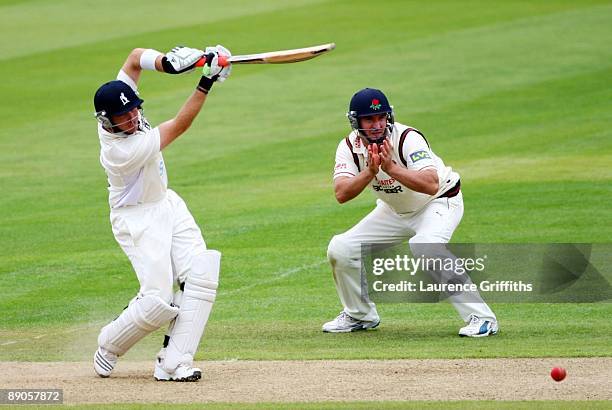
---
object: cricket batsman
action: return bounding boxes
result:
[323,88,499,337]
[92,44,231,381]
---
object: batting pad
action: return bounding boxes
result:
[98,294,179,356]
[163,250,220,372]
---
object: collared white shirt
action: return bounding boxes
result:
[333,122,459,214]
[97,71,167,209]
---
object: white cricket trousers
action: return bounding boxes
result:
[110,189,207,303]
[327,192,496,323]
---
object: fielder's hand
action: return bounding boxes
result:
[366,143,381,177]
[380,139,398,174]
[164,46,205,74]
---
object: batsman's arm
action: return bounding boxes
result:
[119,48,154,86]
[157,50,230,150]
[158,87,208,150]
[120,47,206,85]
[116,48,206,150]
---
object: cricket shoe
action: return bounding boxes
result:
[322,311,380,333]
[458,314,499,337]
[154,356,201,382]
[93,347,117,378]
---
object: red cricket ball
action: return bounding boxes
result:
[550,367,567,382]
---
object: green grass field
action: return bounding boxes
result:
[1,0,611,407]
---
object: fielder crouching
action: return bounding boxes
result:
[92,44,231,381]
[323,88,499,337]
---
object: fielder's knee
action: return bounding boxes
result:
[410,235,444,256]
[327,235,345,263]
[327,234,359,267]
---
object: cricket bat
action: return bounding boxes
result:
[195,43,335,67]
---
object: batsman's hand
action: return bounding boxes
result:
[215,45,232,82]
[366,142,381,177]
[203,45,232,83]
[165,46,205,74]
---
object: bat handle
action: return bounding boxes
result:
[195,54,229,68]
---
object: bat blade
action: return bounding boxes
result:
[229,43,335,64]
[195,43,335,67]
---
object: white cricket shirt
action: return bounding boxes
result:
[333,122,460,214]
[98,72,167,209]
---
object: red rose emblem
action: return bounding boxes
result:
[372,99,380,105]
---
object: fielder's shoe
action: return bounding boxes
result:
[458,314,499,337]
[322,311,380,333]
[93,347,117,378]
[154,355,202,382]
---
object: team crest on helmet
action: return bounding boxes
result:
[370,98,381,110]
[120,92,130,105]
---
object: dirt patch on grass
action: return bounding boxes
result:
[1,358,610,404]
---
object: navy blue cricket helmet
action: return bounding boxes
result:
[94,80,143,133]
[346,88,395,143]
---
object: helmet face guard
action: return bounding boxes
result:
[96,108,145,136]
[94,80,144,136]
[346,88,394,145]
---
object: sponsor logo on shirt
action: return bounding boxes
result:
[373,185,403,194]
[159,159,165,177]
[377,177,396,186]
[409,150,431,163]
[373,176,402,193]
[335,163,348,170]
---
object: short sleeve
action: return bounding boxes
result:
[401,131,436,171]
[333,139,359,179]
[106,127,161,174]
[116,69,138,92]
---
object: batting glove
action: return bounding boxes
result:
[203,46,231,81]
[214,44,232,83]
[163,46,205,74]
[197,45,232,93]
